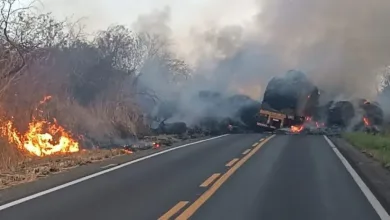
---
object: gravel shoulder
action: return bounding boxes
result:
[330,137,390,215]
[0,135,211,205]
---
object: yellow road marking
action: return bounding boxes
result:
[159,201,189,220]
[200,173,221,187]
[225,158,239,167]
[176,135,275,219]
[242,149,251,155]
[252,142,258,147]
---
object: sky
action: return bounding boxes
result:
[17,0,259,63]
[29,0,258,36]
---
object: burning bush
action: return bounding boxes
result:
[0,95,80,157]
[1,116,79,157]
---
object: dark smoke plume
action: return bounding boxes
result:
[38,0,390,127]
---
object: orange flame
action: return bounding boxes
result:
[363,117,370,126]
[291,125,304,133]
[122,149,133,154]
[1,118,79,157]
[39,95,52,105]
[0,96,79,157]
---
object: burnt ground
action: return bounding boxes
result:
[330,137,390,215]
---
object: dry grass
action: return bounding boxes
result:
[0,148,130,190]
[0,140,25,172]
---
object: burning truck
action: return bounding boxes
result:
[256,69,384,134]
[256,70,320,132]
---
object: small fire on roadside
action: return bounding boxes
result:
[122,148,133,154]
[0,96,80,157]
[153,142,160,149]
[1,118,79,157]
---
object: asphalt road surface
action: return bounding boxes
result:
[0,134,386,220]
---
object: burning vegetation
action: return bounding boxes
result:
[1,116,80,157]
[0,96,80,157]
[0,0,193,175]
[0,0,258,182]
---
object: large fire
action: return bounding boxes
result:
[0,96,79,157]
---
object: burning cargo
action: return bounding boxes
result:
[257,70,319,130]
[325,99,384,130]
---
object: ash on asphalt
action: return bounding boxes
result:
[272,127,342,136]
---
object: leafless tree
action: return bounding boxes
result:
[95,25,145,76]
[0,0,33,82]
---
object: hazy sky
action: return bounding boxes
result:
[30,0,258,33]
[18,0,259,61]
[18,0,390,101]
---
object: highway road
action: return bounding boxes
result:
[0,134,387,220]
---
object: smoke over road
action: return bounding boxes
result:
[257,0,390,100]
[183,0,390,100]
[35,0,390,127]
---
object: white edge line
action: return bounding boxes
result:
[324,135,390,220]
[0,134,230,211]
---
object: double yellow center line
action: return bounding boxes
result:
[200,173,221,188]
[159,135,275,220]
[225,158,239,167]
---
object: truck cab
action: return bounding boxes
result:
[256,109,286,130]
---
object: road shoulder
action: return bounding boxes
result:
[330,137,390,215]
